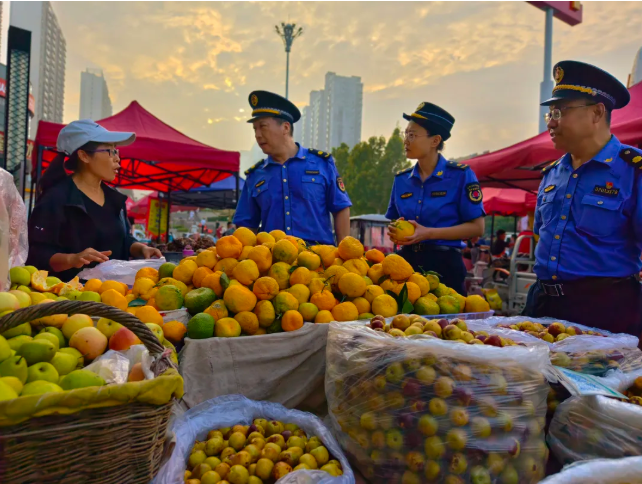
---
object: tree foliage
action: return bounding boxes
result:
[332,127,411,216]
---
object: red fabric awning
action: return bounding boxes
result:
[467,82,642,192]
[33,101,240,192]
[128,192,198,221]
[482,187,536,216]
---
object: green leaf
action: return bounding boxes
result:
[420,268,443,279]
[340,294,347,303]
[386,290,397,299]
[267,318,283,334]
[366,260,375,268]
[398,283,408,307]
[128,298,147,307]
[220,273,231,290]
[402,299,415,314]
[378,275,390,285]
[289,266,298,274]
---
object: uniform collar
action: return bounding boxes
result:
[63,176,127,212]
[263,143,306,168]
[409,154,447,181]
[560,135,621,168]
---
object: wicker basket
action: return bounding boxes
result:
[0,300,177,484]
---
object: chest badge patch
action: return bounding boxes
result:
[306,170,320,175]
[466,183,483,204]
[544,185,555,193]
[593,184,619,197]
[337,177,346,193]
[255,180,265,188]
[401,192,413,199]
[431,191,447,198]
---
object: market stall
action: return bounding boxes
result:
[171,175,246,210]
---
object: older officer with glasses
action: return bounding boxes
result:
[386,102,486,295]
[523,60,642,339]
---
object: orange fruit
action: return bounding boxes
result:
[364,285,385,304]
[84,278,103,293]
[193,266,214,288]
[290,267,312,286]
[235,311,260,335]
[310,290,337,311]
[256,232,276,247]
[272,239,298,264]
[196,250,218,269]
[254,300,276,327]
[173,261,198,285]
[224,284,257,313]
[382,254,414,281]
[365,249,385,264]
[367,264,385,285]
[163,320,187,343]
[238,246,253,261]
[201,271,224,297]
[248,245,272,273]
[204,299,229,321]
[337,236,364,261]
[337,272,367,297]
[101,289,128,311]
[282,310,304,332]
[284,236,306,254]
[215,258,239,277]
[331,301,359,322]
[297,251,321,271]
[233,227,257,247]
[287,284,310,305]
[269,230,287,242]
[408,273,430,296]
[314,310,334,324]
[135,306,164,325]
[136,267,159,283]
[343,259,369,276]
[352,297,371,315]
[216,235,243,259]
[268,262,291,290]
[232,260,260,286]
[324,265,349,290]
[99,280,126,296]
[253,277,280,300]
[372,294,398,318]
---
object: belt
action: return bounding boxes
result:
[539,276,636,297]
[407,244,461,254]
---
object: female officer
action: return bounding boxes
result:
[27,120,161,282]
[386,102,486,295]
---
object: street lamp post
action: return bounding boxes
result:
[275,22,303,99]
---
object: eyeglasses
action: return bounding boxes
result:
[402,132,430,142]
[544,104,596,123]
[87,148,120,158]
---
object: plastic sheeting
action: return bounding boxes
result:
[152,394,355,484]
[77,258,166,285]
[538,456,642,483]
[0,168,28,291]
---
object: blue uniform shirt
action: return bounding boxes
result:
[385,155,486,248]
[233,144,352,245]
[534,136,642,281]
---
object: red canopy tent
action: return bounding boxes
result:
[128,192,198,223]
[32,101,240,193]
[466,82,642,192]
[482,187,536,216]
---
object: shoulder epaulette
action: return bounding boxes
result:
[620,147,642,170]
[446,161,469,170]
[244,159,264,176]
[309,149,331,159]
[541,158,561,174]
[396,166,413,176]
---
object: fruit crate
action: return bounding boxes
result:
[0,300,182,484]
[326,322,553,484]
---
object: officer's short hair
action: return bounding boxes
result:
[274,117,294,137]
[605,108,612,127]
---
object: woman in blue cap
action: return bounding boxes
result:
[386,103,486,295]
[27,120,161,282]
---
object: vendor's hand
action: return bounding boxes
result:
[395,220,435,246]
[142,246,162,259]
[387,217,405,242]
[69,248,111,268]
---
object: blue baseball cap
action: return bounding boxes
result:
[57,119,136,155]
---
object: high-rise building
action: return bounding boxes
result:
[79,68,112,120]
[297,73,363,152]
[629,46,642,88]
[10,1,66,134]
[325,72,363,151]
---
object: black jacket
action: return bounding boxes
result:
[27,177,137,282]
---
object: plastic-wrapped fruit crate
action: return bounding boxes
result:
[326,322,553,484]
[538,456,642,484]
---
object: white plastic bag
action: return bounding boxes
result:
[122,344,154,380]
[152,394,355,484]
[84,350,130,384]
[0,167,28,291]
[77,258,166,286]
[326,322,553,483]
[538,456,642,483]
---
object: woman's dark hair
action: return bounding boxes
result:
[413,121,445,152]
[37,141,102,196]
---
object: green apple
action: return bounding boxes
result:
[42,292,57,300]
[60,369,105,390]
[21,380,63,396]
[49,352,78,376]
[145,323,164,342]
[17,285,32,294]
[96,318,122,339]
[0,355,28,383]
[79,291,101,303]
[34,333,60,351]
[9,267,31,286]
[30,293,46,304]
[67,290,83,301]
[7,335,33,352]
[0,334,12,361]
[17,340,56,365]
[59,348,84,368]
[0,379,18,401]
[2,322,32,339]
[24,265,38,275]
[0,376,23,394]
[0,292,20,313]
[8,290,31,308]
[26,362,59,383]
[39,327,65,349]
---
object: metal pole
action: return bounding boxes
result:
[285,51,290,99]
[166,190,171,243]
[490,214,495,255]
[539,7,554,133]
[235,172,240,208]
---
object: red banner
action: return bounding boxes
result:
[0,79,36,115]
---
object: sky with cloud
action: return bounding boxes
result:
[48,1,642,172]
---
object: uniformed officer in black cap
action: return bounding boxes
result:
[524,60,642,339]
[386,102,486,295]
[233,90,352,245]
